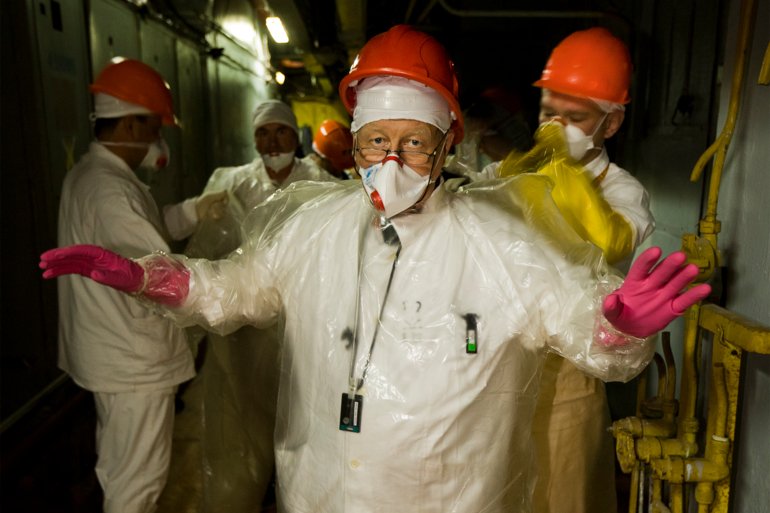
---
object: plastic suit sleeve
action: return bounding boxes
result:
[40,244,190,307]
[147,243,283,337]
[455,176,654,383]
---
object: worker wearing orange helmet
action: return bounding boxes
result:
[55,58,227,513]
[41,26,708,513]
[305,119,357,179]
[524,28,656,513]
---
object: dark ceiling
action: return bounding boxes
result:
[267,0,637,125]
[149,0,637,127]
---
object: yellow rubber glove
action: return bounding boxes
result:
[498,123,635,264]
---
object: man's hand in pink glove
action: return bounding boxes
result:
[602,247,712,339]
[40,244,190,307]
[40,244,144,293]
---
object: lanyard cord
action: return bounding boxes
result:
[348,225,402,394]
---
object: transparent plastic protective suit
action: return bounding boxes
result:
[496,122,637,264]
[130,172,654,513]
[185,189,282,512]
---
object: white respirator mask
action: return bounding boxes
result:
[139,138,170,170]
[561,114,607,161]
[102,138,170,171]
[360,155,430,218]
[261,152,295,172]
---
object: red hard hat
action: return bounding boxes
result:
[533,28,632,105]
[339,25,464,143]
[90,58,177,125]
[313,119,355,171]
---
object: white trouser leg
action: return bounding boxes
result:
[94,387,176,513]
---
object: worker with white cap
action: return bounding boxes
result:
[199,99,336,214]
[40,26,710,513]
[183,98,336,513]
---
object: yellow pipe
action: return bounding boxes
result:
[704,341,738,513]
[662,333,677,402]
[650,456,730,484]
[699,304,770,354]
[670,483,684,513]
[628,462,640,513]
[690,0,757,197]
[611,416,676,439]
[678,304,701,449]
[650,478,666,513]
[636,436,697,461]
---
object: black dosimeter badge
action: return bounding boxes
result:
[340,222,401,434]
[339,393,364,432]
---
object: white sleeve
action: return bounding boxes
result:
[599,165,656,246]
[163,196,199,240]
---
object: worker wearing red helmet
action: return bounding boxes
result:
[305,119,357,179]
[40,27,708,513]
[526,28,656,513]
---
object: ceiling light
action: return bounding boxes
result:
[266,17,289,44]
[275,71,286,85]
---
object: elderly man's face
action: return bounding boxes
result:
[255,123,298,155]
[354,119,452,177]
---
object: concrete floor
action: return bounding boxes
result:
[0,372,276,513]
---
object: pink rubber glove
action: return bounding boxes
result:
[40,244,190,307]
[40,245,144,292]
[602,247,712,339]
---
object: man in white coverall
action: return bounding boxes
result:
[184,100,334,512]
[41,26,710,513]
[198,99,336,216]
[55,58,225,513]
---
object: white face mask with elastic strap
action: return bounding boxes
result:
[360,155,431,219]
[102,138,170,171]
[262,152,295,172]
[562,113,608,161]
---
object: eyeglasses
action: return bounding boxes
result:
[355,132,448,167]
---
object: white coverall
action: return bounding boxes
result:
[57,142,195,513]
[150,174,654,513]
[184,155,336,511]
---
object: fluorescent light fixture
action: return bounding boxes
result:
[266,17,289,44]
[275,71,286,85]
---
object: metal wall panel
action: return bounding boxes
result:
[31,0,92,209]
[205,31,272,168]
[139,21,182,212]
[89,0,140,72]
[177,40,209,198]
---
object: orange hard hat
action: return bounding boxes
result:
[533,28,632,105]
[339,25,464,143]
[313,119,355,172]
[90,58,177,125]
